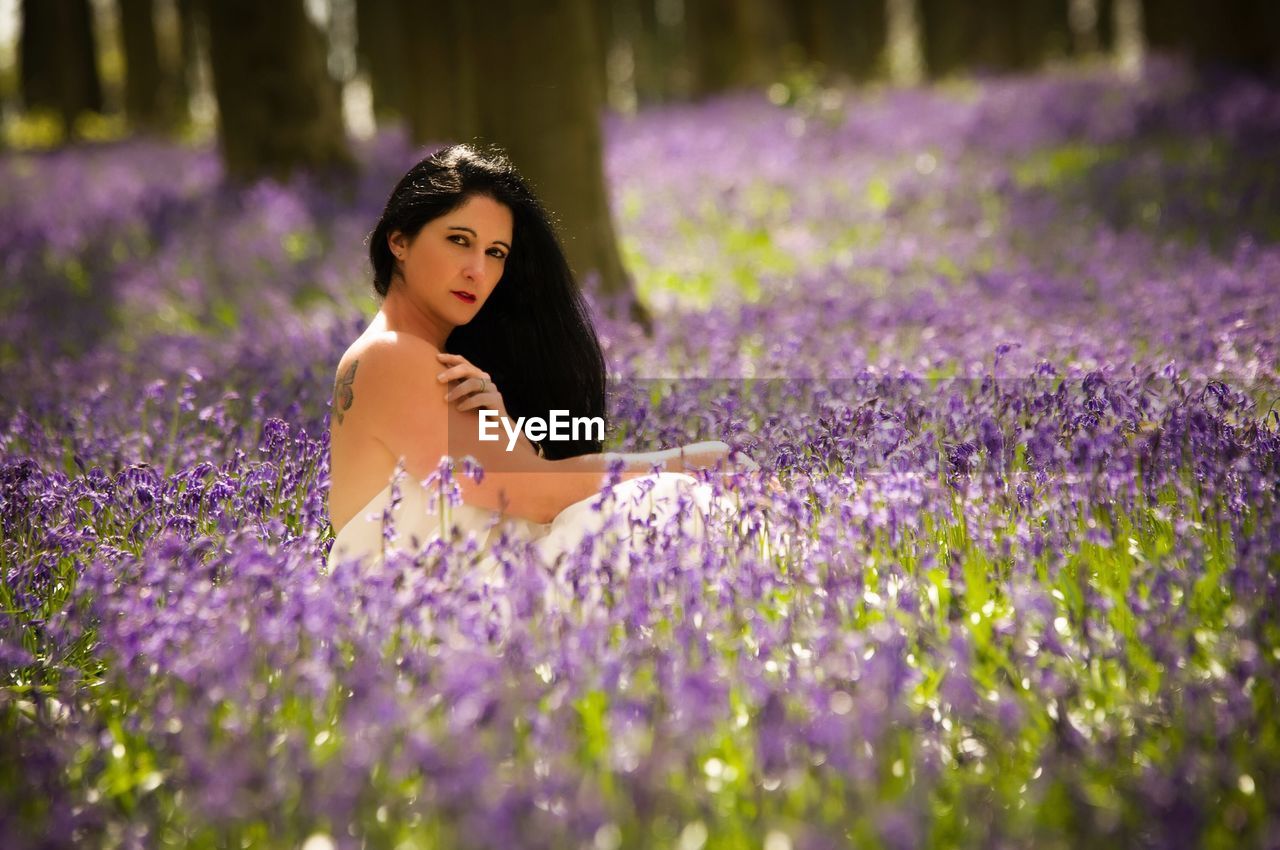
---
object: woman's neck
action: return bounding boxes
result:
[376,289,453,350]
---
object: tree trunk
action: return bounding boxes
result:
[397,0,478,145]
[19,0,59,112]
[117,0,169,131]
[922,0,1069,76]
[20,0,104,138]
[685,0,793,96]
[1146,0,1279,74]
[1142,0,1195,54]
[1093,0,1115,52]
[594,0,618,104]
[847,0,891,80]
[793,0,888,82]
[355,0,408,123]
[171,0,201,125]
[203,0,352,179]
[920,0,980,76]
[739,0,793,86]
[684,0,742,96]
[633,0,684,103]
[1012,0,1073,67]
[465,0,644,319]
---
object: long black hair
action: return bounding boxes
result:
[368,143,606,459]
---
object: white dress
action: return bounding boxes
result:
[327,468,716,578]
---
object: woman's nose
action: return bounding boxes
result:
[462,251,484,280]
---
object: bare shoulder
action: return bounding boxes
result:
[336,332,440,381]
[360,330,441,361]
[349,332,442,390]
[331,331,444,427]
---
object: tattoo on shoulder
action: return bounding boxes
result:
[332,360,358,425]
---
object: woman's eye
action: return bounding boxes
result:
[450,235,503,258]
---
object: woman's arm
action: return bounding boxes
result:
[546,441,731,476]
[476,441,729,522]
[357,335,731,523]
[435,351,735,478]
[600,441,736,474]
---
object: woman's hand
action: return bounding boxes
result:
[437,352,508,418]
[667,441,759,473]
[438,352,541,457]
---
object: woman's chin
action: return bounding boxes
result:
[455,302,489,323]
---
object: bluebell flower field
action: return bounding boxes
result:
[2,59,1279,848]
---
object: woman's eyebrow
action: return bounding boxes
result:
[447,225,511,250]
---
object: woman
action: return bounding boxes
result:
[326,143,739,573]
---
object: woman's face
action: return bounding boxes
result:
[388,194,514,326]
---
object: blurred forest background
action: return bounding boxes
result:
[0,0,1277,306]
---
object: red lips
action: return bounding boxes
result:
[451,291,476,304]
